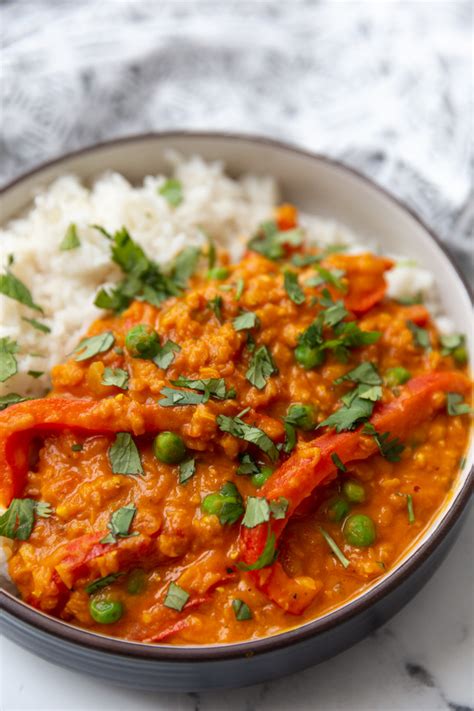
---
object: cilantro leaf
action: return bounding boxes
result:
[283,270,305,305]
[201,481,244,525]
[94,227,182,313]
[248,220,304,260]
[335,361,382,386]
[0,271,43,312]
[153,340,181,370]
[164,581,189,611]
[319,396,374,432]
[242,497,270,528]
[232,599,253,621]
[21,317,51,334]
[283,421,297,453]
[179,458,196,485]
[101,367,129,389]
[246,346,278,390]
[331,452,347,472]
[319,527,350,568]
[159,179,183,207]
[0,337,19,382]
[307,266,347,293]
[362,423,405,461]
[171,376,235,401]
[233,311,259,332]
[85,572,125,595]
[407,321,431,350]
[60,223,81,250]
[234,278,245,300]
[171,246,200,288]
[446,392,471,416]
[73,332,115,362]
[159,388,207,407]
[217,414,279,461]
[0,393,31,411]
[101,504,137,544]
[0,498,52,540]
[109,433,143,475]
[236,453,261,476]
[208,295,223,322]
[269,497,289,520]
[291,253,323,267]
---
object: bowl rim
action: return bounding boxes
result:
[1,130,472,662]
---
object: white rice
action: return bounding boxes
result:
[0,153,450,400]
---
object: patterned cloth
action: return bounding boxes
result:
[1,0,472,275]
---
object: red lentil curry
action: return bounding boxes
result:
[1,204,471,644]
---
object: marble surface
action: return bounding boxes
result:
[0,1,473,709]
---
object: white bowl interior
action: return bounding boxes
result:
[1,133,472,629]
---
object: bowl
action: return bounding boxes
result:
[1,132,472,691]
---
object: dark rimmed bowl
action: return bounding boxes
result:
[1,132,472,691]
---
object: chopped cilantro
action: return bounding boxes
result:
[0,337,19,382]
[153,340,181,370]
[167,377,235,403]
[21,317,51,333]
[0,393,30,410]
[319,396,374,433]
[306,266,347,293]
[108,433,143,475]
[171,246,200,288]
[233,311,259,332]
[232,599,253,621]
[446,392,471,416]
[283,270,305,304]
[101,504,137,544]
[159,178,183,207]
[73,332,115,361]
[164,581,189,611]
[362,423,405,462]
[27,370,44,379]
[0,498,53,541]
[246,346,278,390]
[60,223,81,250]
[319,527,350,568]
[331,452,347,472]
[234,278,245,301]
[217,413,279,461]
[269,497,289,520]
[208,295,223,322]
[242,497,270,528]
[0,270,43,312]
[201,481,244,525]
[407,321,431,350]
[101,367,129,390]
[85,572,125,595]
[179,458,196,485]
[248,220,304,260]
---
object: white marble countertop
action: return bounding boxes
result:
[1,2,472,709]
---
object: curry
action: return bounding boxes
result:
[1,205,471,644]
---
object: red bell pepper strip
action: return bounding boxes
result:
[240,371,470,610]
[0,396,187,506]
[139,594,212,644]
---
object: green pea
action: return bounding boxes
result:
[207,267,230,280]
[385,366,411,387]
[343,514,376,547]
[125,324,160,359]
[89,596,123,624]
[342,479,366,503]
[287,403,317,431]
[294,344,325,370]
[201,492,223,516]
[153,431,187,464]
[453,346,468,365]
[251,466,274,488]
[127,568,147,595]
[327,496,350,522]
